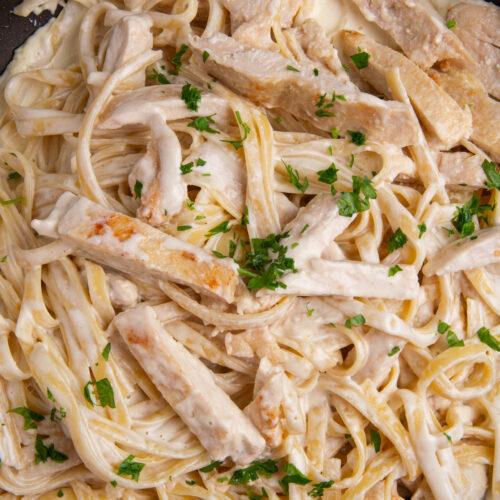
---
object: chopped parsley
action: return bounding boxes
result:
[133,180,143,199]
[238,232,296,291]
[242,205,249,226]
[446,20,456,28]
[313,68,319,76]
[306,304,315,316]
[388,346,400,356]
[206,220,231,237]
[111,481,117,487]
[344,433,352,439]
[275,116,283,124]
[8,407,44,430]
[147,68,170,85]
[171,44,188,72]
[221,110,250,150]
[477,326,500,351]
[418,222,427,239]
[180,161,194,175]
[177,225,192,231]
[387,228,408,253]
[452,193,493,237]
[117,455,145,482]
[283,160,309,193]
[338,175,375,217]
[370,429,381,452]
[83,378,115,408]
[317,162,338,185]
[47,389,55,402]
[482,159,500,189]
[0,197,24,205]
[446,330,464,347]
[202,50,210,63]
[101,343,111,361]
[301,224,309,234]
[348,153,354,168]
[186,480,197,485]
[229,459,278,484]
[186,199,195,210]
[7,171,21,180]
[181,83,202,111]
[57,490,64,497]
[347,130,366,145]
[196,158,206,166]
[345,314,366,328]
[438,320,450,334]
[444,432,453,444]
[331,127,339,139]
[279,464,311,496]
[342,63,350,72]
[212,250,227,259]
[442,226,455,237]
[200,460,223,473]
[0,256,6,262]
[308,481,334,497]
[50,407,66,422]
[34,435,68,464]
[388,264,402,277]
[286,65,300,72]
[350,50,370,69]
[188,114,220,134]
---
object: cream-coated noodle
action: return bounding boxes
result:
[0,0,499,498]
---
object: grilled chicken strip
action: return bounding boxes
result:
[32,193,239,303]
[423,226,500,276]
[341,31,471,149]
[350,0,471,69]
[189,33,419,147]
[447,1,500,99]
[428,68,500,163]
[115,305,266,463]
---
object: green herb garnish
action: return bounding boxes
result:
[117,455,145,482]
[387,228,408,253]
[8,407,44,430]
[345,314,366,328]
[388,265,402,277]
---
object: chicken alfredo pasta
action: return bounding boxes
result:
[0,0,499,498]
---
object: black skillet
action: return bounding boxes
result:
[1,0,500,75]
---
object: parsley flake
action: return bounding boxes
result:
[206,220,231,237]
[8,407,44,430]
[133,180,143,199]
[446,330,464,347]
[345,314,366,328]
[242,205,249,226]
[147,68,170,85]
[229,459,278,484]
[200,460,223,473]
[444,432,453,444]
[47,389,55,402]
[171,44,188,72]
[350,50,370,69]
[313,68,319,76]
[57,490,64,497]
[370,429,381,452]
[482,159,500,189]
[477,326,500,351]
[202,50,210,63]
[347,130,366,145]
[221,111,250,150]
[317,162,338,186]
[279,464,311,496]
[387,228,408,253]
[438,320,450,334]
[101,343,111,361]
[308,481,334,497]
[0,197,24,205]
[388,264,402,277]
[177,225,192,231]
[188,115,220,134]
[331,127,339,139]
[34,435,68,464]
[286,65,300,72]
[7,172,21,180]
[388,346,400,356]
[418,222,427,239]
[446,20,456,28]
[181,83,202,111]
[83,378,115,408]
[117,455,145,482]
[283,160,308,193]
[0,256,6,262]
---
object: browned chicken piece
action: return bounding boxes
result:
[31,193,239,303]
[447,2,500,99]
[428,67,500,163]
[437,152,487,189]
[350,0,471,69]
[342,31,471,149]
[189,34,420,147]
[115,305,266,463]
[423,226,500,277]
